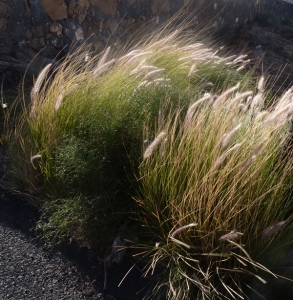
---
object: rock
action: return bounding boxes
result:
[60,18,79,31]
[42,0,68,21]
[29,37,46,52]
[68,0,90,24]
[141,1,151,18]
[90,0,117,16]
[127,0,136,5]
[51,36,64,48]
[49,21,63,36]
[130,2,143,19]
[105,18,118,35]
[7,20,25,42]
[24,29,33,40]
[170,0,183,14]
[29,0,48,26]
[0,2,8,17]
[117,3,130,18]
[8,0,29,21]
[0,30,13,54]
[0,18,7,30]
[90,6,104,21]
[75,26,84,41]
[151,0,170,14]
[63,27,75,41]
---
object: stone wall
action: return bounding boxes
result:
[0,0,292,62]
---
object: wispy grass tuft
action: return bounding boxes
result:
[6,21,291,299]
[135,78,293,299]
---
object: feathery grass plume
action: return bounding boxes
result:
[30,154,42,169]
[219,230,243,242]
[93,59,116,78]
[33,63,52,98]
[171,223,197,238]
[254,111,269,122]
[250,93,264,113]
[219,124,242,149]
[184,94,212,129]
[198,82,214,89]
[126,51,153,64]
[143,68,164,79]
[257,76,265,93]
[212,83,240,109]
[211,143,242,170]
[159,138,167,157]
[55,93,63,111]
[241,140,267,174]
[188,63,197,76]
[143,131,167,159]
[226,91,253,109]
[30,87,35,102]
[95,46,111,69]
[261,220,288,239]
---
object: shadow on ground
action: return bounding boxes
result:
[0,190,150,300]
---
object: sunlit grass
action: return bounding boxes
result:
[6,24,293,299]
[135,79,293,299]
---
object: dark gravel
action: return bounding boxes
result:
[0,191,149,300]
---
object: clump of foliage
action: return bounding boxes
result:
[8,21,293,299]
[7,27,251,249]
[135,77,293,299]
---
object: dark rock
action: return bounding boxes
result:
[64,18,79,31]
[0,2,8,17]
[81,19,90,32]
[63,27,75,41]
[29,0,49,26]
[142,2,151,18]
[170,0,183,15]
[29,38,45,52]
[62,37,73,53]
[0,31,13,55]
[42,0,68,21]
[8,0,29,21]
[7,20,26,42]
[130,2,143,19]
[0,18,7,30]
[90,6,104,21]
[117,3,130,18]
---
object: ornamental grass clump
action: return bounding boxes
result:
[7,27,252,247]
[135,77,293,299]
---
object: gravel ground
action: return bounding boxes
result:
[0,190,149,300]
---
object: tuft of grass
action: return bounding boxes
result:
[6,27,252,248]
[134,78,293,299]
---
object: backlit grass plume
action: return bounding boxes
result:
[135,77,293,299]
